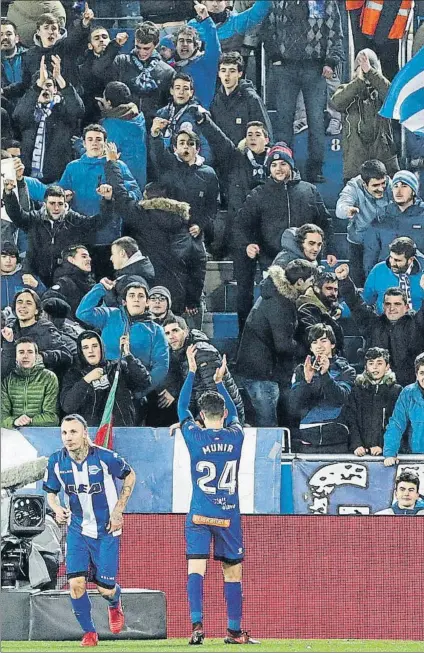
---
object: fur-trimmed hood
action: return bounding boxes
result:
[265,265,298,301]
[355,370,397,388]
[139,197,190,221]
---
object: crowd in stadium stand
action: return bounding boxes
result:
[2,0,424,465]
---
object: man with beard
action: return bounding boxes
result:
[1,19,27,104]
[363,237,424,314]
[60,331,151,426]
[44,245,95,318]
[296,271,345,359]
[364,170,424,274]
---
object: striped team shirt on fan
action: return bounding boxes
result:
[43,445,131,539]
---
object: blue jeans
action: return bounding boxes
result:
[272,61,327,176]
[242,379,280,427]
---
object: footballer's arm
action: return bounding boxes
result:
[46,492,70,524]
[107,468,136,533]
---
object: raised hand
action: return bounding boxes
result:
[186,343,197,373]
[99,277,116,291]
[194,0,209,20]
[304,355,315,384]
[22,274,39,288]
[13,157,25,181]
[213,354,227,384]
[318,354,330,375]
[246,243,260,259]
[82,2,94,27]
[105,142,120,162]
[51,54,66,88]
[334,263,350,281]
[115,32,129,46]
[96,184,113,200]
[151,117,169,137]
[120,334,130,356]
[1,327,14,342]
[37,55,48,88]
[357,51,371,73]
[322,65,333,79]
[3,179,17,194]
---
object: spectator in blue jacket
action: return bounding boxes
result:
[99,81,147,189]
[174,2,221,109]
[364,170,424,274]
[23,125,141,277]
[363,237,424,314]
[335,159,392,287]
[1,19,27,104]
[76,279,169,391]
[383,352,424,465]
[194,0,272,53]
[1,241,46,312]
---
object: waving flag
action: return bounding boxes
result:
[380,47,424,134]
[94,368,119,449]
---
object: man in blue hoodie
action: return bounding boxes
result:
[1,19,27,104]
[24,125,141,277]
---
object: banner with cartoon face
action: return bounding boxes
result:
[292,458,424,515]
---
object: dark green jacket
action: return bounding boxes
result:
[1,358,59,428]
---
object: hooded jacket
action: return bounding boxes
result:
[363,256,424,314]
[43,260,95,317]
[1,356,59,428]
[234,173,332,270]
[13,83,85,183]
[344,370,402,452]
[112,49,174,127]
[236,265,300,381]
[205,2,272,52]
[22,21,89,90]
[1,43,28,100]
[383,382,424,457]
[60,330,151,426]
[79,40,122,124]
[363,199,424,273]
[210,78,273,147]
[75,283,169,390]
[273,227,321,269]
[103,251,155,308]
[339,276,424,387]
[156,99,212,164]
[2,191,114,286]
[100,105,147,189]
[335,174,392,245]
[1,264,46,310]
[296,287,345,359]
[165,329,245,423]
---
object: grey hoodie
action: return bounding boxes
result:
[273,227,321,268]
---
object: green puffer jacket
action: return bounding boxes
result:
[1,358,59,428]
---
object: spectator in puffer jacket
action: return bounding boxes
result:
[43,244,95,318]
[162,315,244,424]
[273,224,324,270]
[344,347,402,457]
[1,241,46,312]
[383,353,424,465]
[60,330,151,427]
[363,170,424,274]
[103,236,155,309]
[1,337,59,428]
[1,19,27,104]
[290,324,356,454]
[76,279,169,391]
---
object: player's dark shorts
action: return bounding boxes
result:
[66,529,120,588]
[185,511,244,564]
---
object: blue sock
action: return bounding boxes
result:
[71,592,96,633]
[187,573,203,625]
[102,583,121,608]
[224,581,242,633]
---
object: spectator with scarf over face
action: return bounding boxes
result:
[13,54,84,183]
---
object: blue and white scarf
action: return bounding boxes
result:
[31,95,61,178]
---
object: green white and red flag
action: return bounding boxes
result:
[93,368,119,449]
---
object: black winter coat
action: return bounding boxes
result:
[13,84,85,183]
[210,79,273,147]
[344,371,402,452]
[112,51,174,127]
[103,254,155,308]
[234,172,332,270]
[3,192,114,286]
[236,265,300,383]
[165,329,245,424]
[339,277,424,387]
[43,260,95,317]
[60,331,151,426]
[79,41,122,125]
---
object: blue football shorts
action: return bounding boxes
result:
[66,529,120,588]
[185,512,244,564]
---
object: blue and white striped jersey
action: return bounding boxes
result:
[43,445,131,539]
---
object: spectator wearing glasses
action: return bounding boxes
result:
[148,287,174,326]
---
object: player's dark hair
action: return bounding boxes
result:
[219,51,244,72]
[364,347,390,363]
[135,21,160,45]
[414,352,424,374]
[198,391,226,420]
[15,337,39,354]
[171,72,194,90]
[383,287,408,305]
[395,471,420,492]
[44,185,65,201]
[83,123,107,140]
[284,259,316,285]
[61,414,88,429]
[12,289,41,320]
[360,159,387,184]
[389,236,416,260]
[295,224,324,250]
[163,315,188,331]
[308,323,336,346]
[314,271,337,290]
[112,236,139,258]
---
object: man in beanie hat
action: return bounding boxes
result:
[1,241,46,311]
[148,286,174,326]
[233,141,334,331]
[364,170,424,273]
[158,35,176,66]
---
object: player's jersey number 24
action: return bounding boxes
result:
[196,460,237,495]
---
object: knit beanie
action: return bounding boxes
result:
[159,35,176,54]
[149,285,172,309]
[392,170,419,196]
[265,142,295,172]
